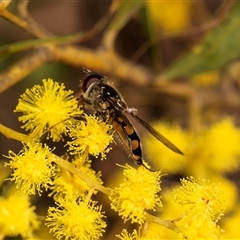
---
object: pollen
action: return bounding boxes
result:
[110,165,162,224]
[173,177,226,221]
[67,115,114,159]
[15,79,82,141]
[5,142,55,195]
[173,177,226,239]
[46,196,106,240]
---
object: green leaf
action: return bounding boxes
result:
[138,4,161,69]
[161,2,240,80]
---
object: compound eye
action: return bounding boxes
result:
[81,73,103,92]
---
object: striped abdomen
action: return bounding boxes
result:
[112,114,143,166]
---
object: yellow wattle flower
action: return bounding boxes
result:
[5,142,55,195]
[173,177,226,239]
[46,196,106,240]
[146,1,192,33]
[0,194,40,238]
[67,114,114,159]
[15,78,82,141]
[110,165,162,224]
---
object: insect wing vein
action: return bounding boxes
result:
[127,112,183,155]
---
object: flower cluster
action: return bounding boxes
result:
[15,78,82,141]
[46,196,106,240]
[143,118,240,239]
[1,78,234,239]
[67,114,114,159]
[110,165,162,224]
[144,118,240,175]
[173,177,226,239]
[2,79,113,239]
[0,193,40,238]
[5,142,55,195]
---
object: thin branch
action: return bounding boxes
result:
[56,45,153,85]
[0,8,51,38]
[53,155,112,196]
[0,46,55,93]
[146,212,177,231]
[53,153,181,232]
[0,0,116,56]
[0,123,29,143]
[0,7,114,56]
[0,43,152,92]
[0,121,110,196]
[17,0,30,19]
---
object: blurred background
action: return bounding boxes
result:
[1,0,240,239]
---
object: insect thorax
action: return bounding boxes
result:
[84,82,124,114]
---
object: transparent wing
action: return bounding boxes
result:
[102,84,183,155]
[127,111,184,155]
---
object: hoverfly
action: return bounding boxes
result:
[78,69,183,170]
